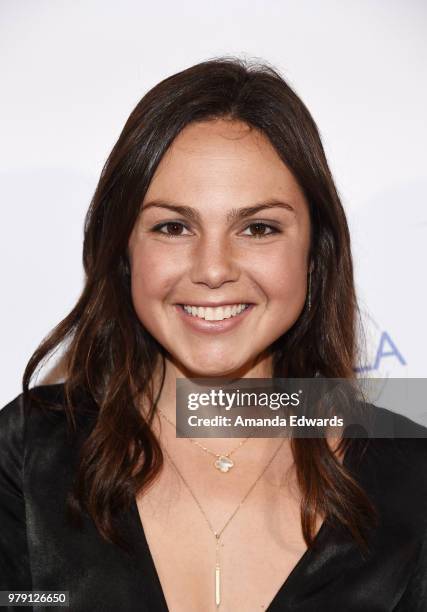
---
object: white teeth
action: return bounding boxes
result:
[182,304,249,321]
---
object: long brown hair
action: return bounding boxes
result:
[23,56,378,555]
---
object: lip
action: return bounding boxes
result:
[174,304,255,334]
[177,301,253,308]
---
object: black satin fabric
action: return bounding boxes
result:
[1,383,427,612]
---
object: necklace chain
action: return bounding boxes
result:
[162,439,284,539]
[157,406,252,462]
[161,438,285,607]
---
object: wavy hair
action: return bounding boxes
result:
[23,56,378,555]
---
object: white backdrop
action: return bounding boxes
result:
[1,0,426,408]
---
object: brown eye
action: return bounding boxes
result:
[250,223,268,236]
[164,222,184,235]
[243,223,278,238]
[152,221,190,237]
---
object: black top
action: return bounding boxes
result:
[1,384,427,612]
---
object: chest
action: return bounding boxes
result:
[135,463,321,612]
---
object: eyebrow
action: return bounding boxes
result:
[141,198,296,223]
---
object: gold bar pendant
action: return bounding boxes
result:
[215,564,221,607]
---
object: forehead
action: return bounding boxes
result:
[170,119,266,156]
[144,119,306,207]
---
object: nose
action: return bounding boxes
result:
[189,234,240,288]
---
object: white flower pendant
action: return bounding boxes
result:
[214,455,234,473]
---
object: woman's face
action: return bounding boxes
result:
[128,118,311,378]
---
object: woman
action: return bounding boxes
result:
[1,57,426,612]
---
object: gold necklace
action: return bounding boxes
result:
[157,406,252,473]
[162,439,285,608]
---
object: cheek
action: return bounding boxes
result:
[129,242,182,307]
[249,246,307,304]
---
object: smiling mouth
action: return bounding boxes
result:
[177,304,253,322]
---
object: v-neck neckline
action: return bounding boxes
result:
[130,441,357,611]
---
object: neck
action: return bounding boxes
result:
[151,351,274,424]
[135,351,279,456]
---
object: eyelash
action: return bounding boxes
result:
[150,221,281,239]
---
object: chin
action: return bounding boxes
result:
[185,365,239,379]
[174,355,256,379]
